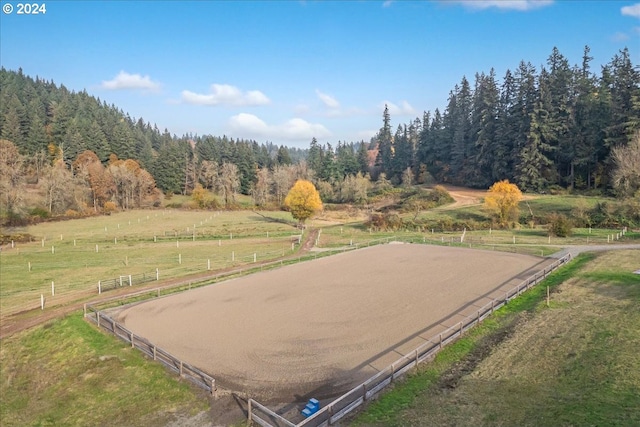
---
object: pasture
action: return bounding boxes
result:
[0,209,302,324]
[111,243,555,409]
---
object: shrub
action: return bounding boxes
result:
[29,207,49,219]
[429,185,454,205]
[367,212,403,231]
[4,211,28,226]
[548,213,573,237]
[103,201,118,214]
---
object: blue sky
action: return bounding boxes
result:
[1,1,639,148]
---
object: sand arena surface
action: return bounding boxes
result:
[113,243,553,401]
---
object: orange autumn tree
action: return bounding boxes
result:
[484,180,523,227]
[284,179,323,226]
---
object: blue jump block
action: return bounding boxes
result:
[301,398,320,417]
[307,398,320,411]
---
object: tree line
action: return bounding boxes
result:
[372,47,639,193]
[0,45,638,222]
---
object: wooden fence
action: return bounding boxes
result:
[248,253,572,427]
[84,304,216,395]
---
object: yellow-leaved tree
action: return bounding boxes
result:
[284,179,323,226]
[484,180,523,227]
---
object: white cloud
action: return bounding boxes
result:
[382,1,394,8]
[100,71,161,91]
[181,84,270,106]
[621,3,640,18]
[380,100,416,116]
[611,31,630,42]
[315,89,340,109]
[447,0,554,11]
[228,113,331,141]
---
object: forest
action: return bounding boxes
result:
[0,46,638,224]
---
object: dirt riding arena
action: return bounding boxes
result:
[113,243,554,403]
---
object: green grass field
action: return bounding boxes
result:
[0,209,303,317]
[0,314,210,426]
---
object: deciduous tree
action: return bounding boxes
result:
[484,180,523,227]
[284,179,323,225]
[611,130,640,197]
[0,139,26,216]
[218,161,240,207]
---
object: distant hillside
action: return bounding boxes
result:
[0,68,308,194]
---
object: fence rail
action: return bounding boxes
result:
[84,304,216,395]
[248,252,572,427]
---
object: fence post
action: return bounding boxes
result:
[459,322,463,336]
[180,361,183,376]
[96,311,100,327]
[415,349,419,367]
[153,346,157,360]
[156,268,159,281]
[439,333,443,349]
[129,274,132,286]
[83,304,86,316]
[363,383,367,401]
[98,281,101,294]
[131,332,134,348]
[248,399,252,423]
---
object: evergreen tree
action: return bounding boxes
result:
[493,69,518,182]
[356,141,370,174]
[307,137,323,173]
[375,104,394,177]
[470,70,499,188]
[450,76,473,183]
[276,145,292,165]
[515,71,554,192]
[604,48,640,149]
[545,47,575,187]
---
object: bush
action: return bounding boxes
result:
[548,213,573,237]
[29,207,49,219]
[4,211,28,226]
[103,201,118,214]
[429,185,455,205]
[367,212,403,231]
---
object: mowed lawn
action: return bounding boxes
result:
[352,249,640,427]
